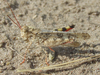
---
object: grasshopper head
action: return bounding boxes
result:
[21,26,30,41]
[21,26,39,42]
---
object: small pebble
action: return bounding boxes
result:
[6,62,10,66]
[9,66,15,70]
[0,60,5,66]
[49,51,55,61]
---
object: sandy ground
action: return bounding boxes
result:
[1,0,100,75]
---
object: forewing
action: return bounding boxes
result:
[70,33,90,41]
[61,41,80,47]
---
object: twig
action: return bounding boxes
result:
[17,54,100,72]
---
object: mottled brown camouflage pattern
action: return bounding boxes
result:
[21,26,90,48]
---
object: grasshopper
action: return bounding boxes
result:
[6,1,90,65]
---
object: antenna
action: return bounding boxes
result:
[6,1,21,29]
